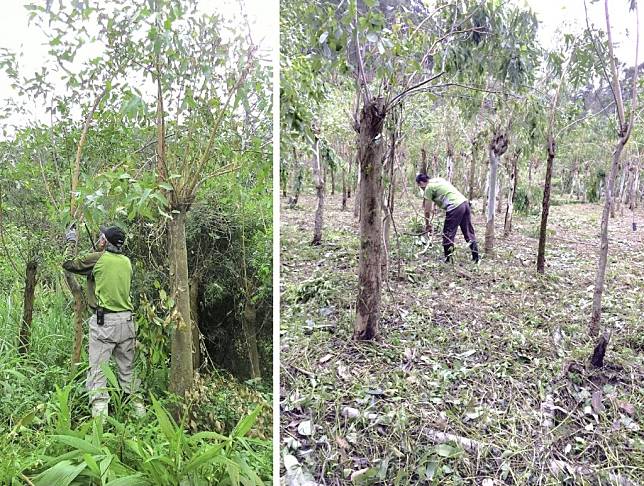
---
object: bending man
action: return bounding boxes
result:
[63,225,144,417]
[416,174,479,263]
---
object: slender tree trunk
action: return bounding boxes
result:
[468,141,477,201]
[189,277,201,372]
[496,172,504,215]
[330,166,335,196]
[354,98,385,341]
[504,153,518,237]
[242,299,261,379]
[311,136,325,245]
[168,208,194,396]
[353,155,361,219]
[67,88,106,367]
[419,148,428,175]
[630,163,640,210]
[18,261,37,356]
[537,136,556,274]
[446,141,454,182]
[419,148,432,232]
[482,165,489,217]
[484,133,507,255]
[289,148,303,208]
[382,129,396,281]
[341,168,347,210]
[590,141,626,336]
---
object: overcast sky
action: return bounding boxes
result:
[0,0,276,134]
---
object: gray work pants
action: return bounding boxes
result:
[87,311,139,405]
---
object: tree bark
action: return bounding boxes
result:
[168,208,194,396]
[189,277,201,372]
[288,148,303,208]
[311,136,325,245]
[589,141,625,336]
[330,166,335,196]
[504,151,519,237]
[537,136,556,274]
[484,132,507,255]
[242,299,261,379]
[446,141,454,182]
[468,141,477,201]
[341,168,347,210]
[18,261,37,355]
[354,98,385,341]
[419,148,428,175]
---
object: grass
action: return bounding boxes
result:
[280,192,644,485]
[0,283,272,485]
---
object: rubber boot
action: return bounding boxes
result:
[469,241,480,263]
[91,399,108,418]
[443,244,454,263]
[131,398,146,418]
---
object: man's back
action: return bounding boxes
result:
[423,177,467,211]
[93,251,133,312]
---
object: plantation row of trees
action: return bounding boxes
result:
[281,0,641,348]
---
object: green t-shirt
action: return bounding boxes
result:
[63,247,133,312]
[422,177,467,212]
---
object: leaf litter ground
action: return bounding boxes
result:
[280,192,643,485]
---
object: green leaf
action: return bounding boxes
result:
[105,475,150,486]
[151,395,177,443]
[435,443,461,458]
[52,435,103,455]
[366,32,378,43]
[319,31,329,44]
[183,442,227,474]
[33,461,86,486]
[232,405,262,439]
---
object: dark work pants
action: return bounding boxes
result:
[442,201,476,246]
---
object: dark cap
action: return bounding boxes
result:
[100,225,126,248]
[416,173,429,183]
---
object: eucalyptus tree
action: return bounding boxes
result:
[22,0,263,397]
[588,0,640,338]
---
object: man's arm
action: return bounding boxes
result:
[62,243,102,276]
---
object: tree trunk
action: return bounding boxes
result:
[242,299,261,379]
[341,168,347,210]
[630,163,640,210]
[419,148,428,175]
[18,261,38,355]
[311,136,325,245]
[330,166,335,196]
[504,152,518,237]
[589,141,626,337]
[484,133,507,255]
[288,149,303,208]
[537,136,556,274]
[353,156,361,219]
[468,141,477,201]
[189,277,201,372]
[354,98,385,341]
[496,172,504,215]
[168,208,194,397]
[446,141,454,182]
[382,129,396,281]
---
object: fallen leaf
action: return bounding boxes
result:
[297,420,312,436]
[319,353,333,364]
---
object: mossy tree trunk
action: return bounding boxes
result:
[354,98,385,341]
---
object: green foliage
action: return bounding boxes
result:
[514,184,543,215]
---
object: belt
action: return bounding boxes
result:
[95,307,131,314]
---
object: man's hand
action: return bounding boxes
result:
[65,225,78,243]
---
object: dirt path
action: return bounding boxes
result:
[280,192,643,485]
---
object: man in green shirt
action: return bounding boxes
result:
[416,174,479,263]
[63,225,144,417]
